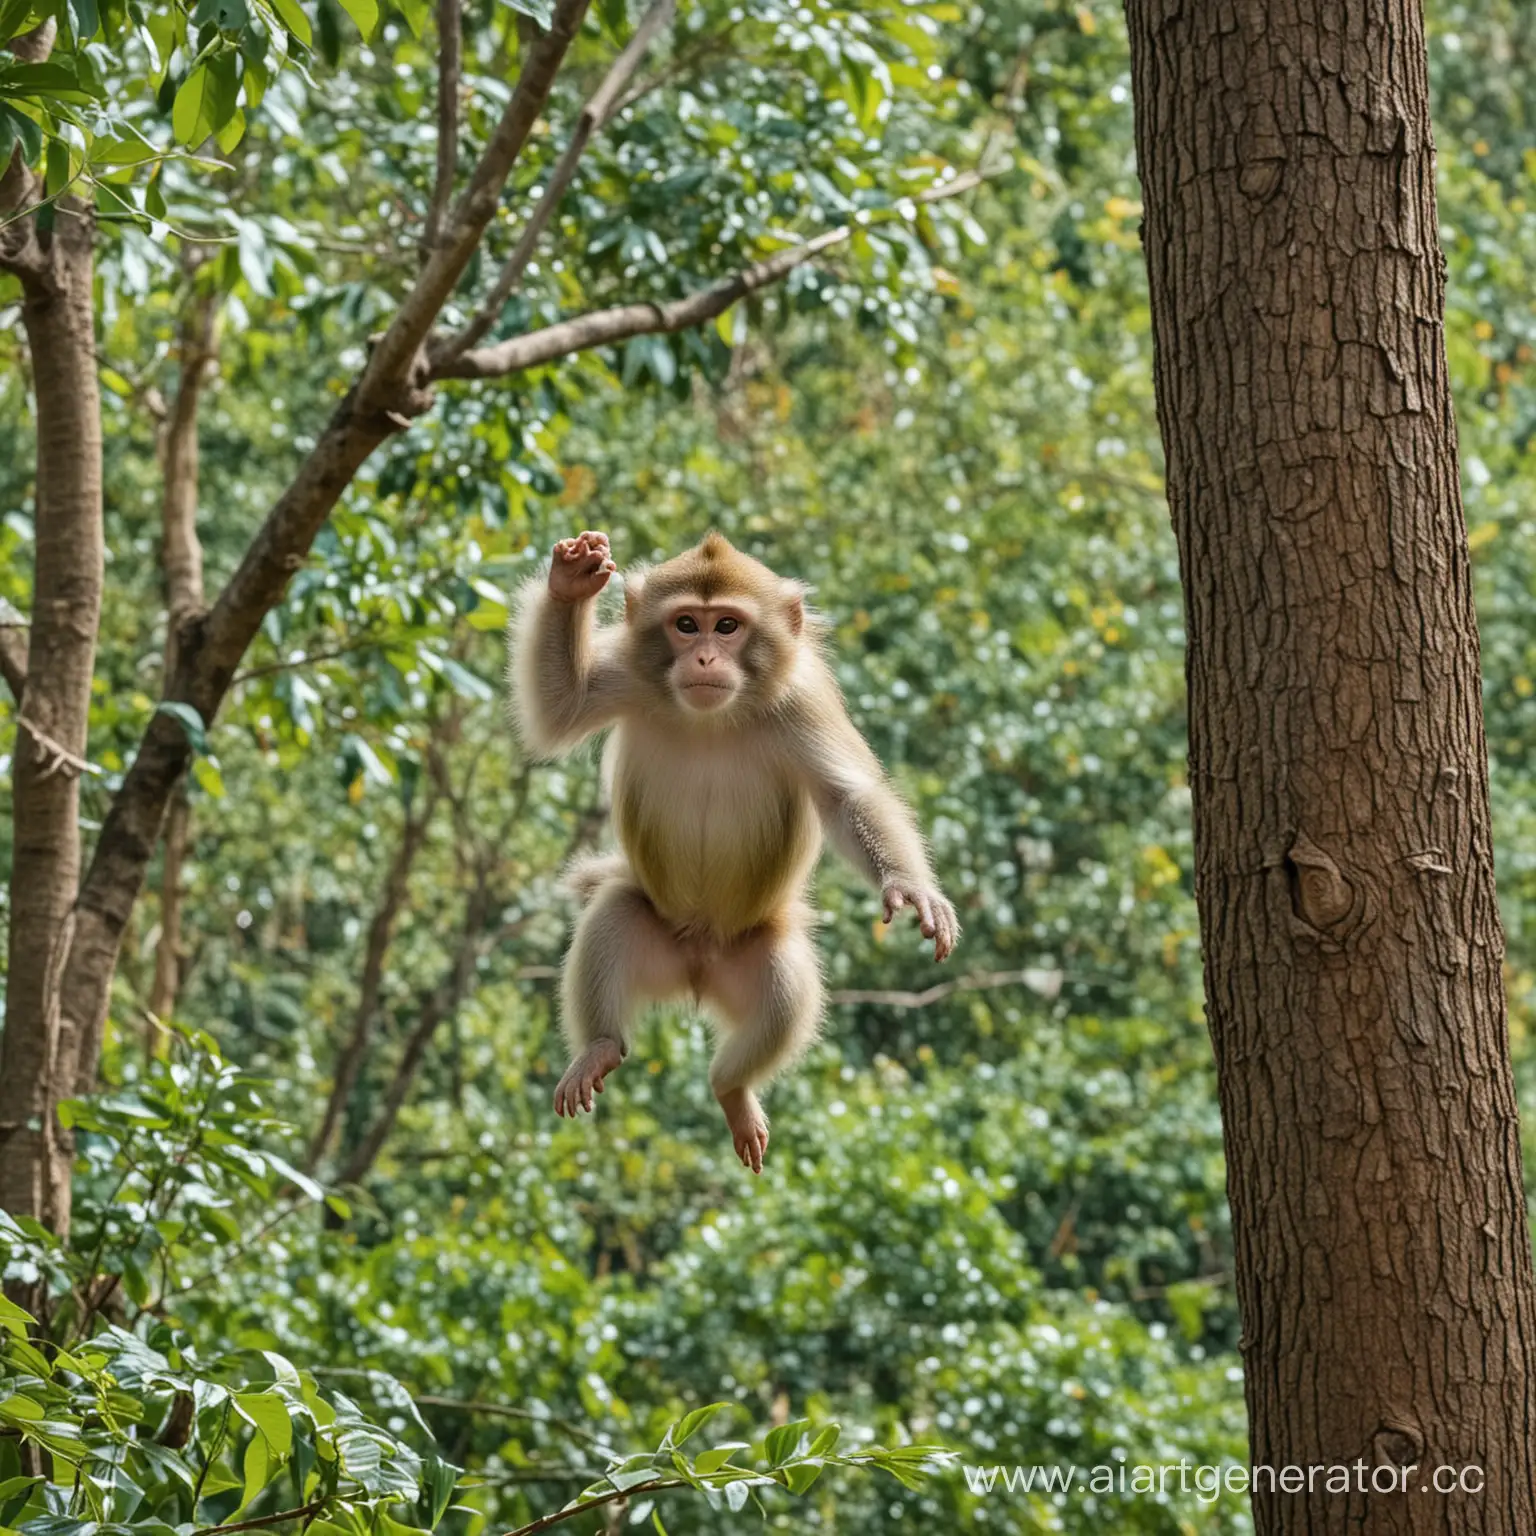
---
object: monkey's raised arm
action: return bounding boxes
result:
[790,676,959,960]
[509,533,632,758]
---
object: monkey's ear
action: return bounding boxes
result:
[623,570,646,624]
[782,582,807,636]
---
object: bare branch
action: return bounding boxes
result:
[446,0,676,358]
[160,280,218,635]
[827,966,1064,1010]
[611,20,737,115]
[145,275,219,1053]
[306,785,441,1173]
[433,171,985,383]
[0,600,27,701]
[334,875,493,1186]
[421,0,463,256]
[509,961,1064,1009]
[361,0,591,404]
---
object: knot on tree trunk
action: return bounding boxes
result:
[359,337,436,432]
[1371,1422,1424,1468]
[1282,832,1361,937]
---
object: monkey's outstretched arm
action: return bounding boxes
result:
[509,583,631,758]
[791,685,959,960]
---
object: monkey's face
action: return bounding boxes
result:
[661,603,755,715]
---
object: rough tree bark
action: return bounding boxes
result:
[0,186,104,1234]
[1125,1,1536,1529]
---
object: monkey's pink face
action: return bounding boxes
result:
[663,602,755,714]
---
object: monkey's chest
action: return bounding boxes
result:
[612,753,818,937]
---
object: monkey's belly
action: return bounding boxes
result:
[614,778,819,938]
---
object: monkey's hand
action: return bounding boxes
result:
[548,530,617,604]
[882,882,960,962]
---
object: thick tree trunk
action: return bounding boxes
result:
[1125,1,1536,1528]
[0,198,104,1234]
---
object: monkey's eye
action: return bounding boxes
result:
[714,617,739,635]
[675,614,699,634]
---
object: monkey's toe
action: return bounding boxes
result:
[553,1040,625,1118]
[718,1088,770,1175]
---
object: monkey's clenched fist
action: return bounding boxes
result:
[511,530,959,1173]
[548,529,617,604]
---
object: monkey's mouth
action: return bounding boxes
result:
[680,681,736,708]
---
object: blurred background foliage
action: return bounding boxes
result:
[4,0,1536,1532]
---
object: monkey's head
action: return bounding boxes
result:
[625,532,808,719]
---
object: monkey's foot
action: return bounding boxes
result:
[717,1087,770,1175]
[554,1039,625,1117]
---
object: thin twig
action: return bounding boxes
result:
[433,171,986,382]
[500,1478,688,1536]
[193,1499,325,1536]
[612,20,738,114]
[422,0,462,255]
[447,0,676,357]
[827,967,1063,1010]
[231,635,397,685]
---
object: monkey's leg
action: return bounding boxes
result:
[555,882,688,1118]
[699,913,823,1173]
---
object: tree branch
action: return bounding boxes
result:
[305,785,440,1173]
[147,277,219,1050]
[508,960,1064,1008]
[362,0,591,402]
[827,966,1064,1010]
[421,0,462,256]
[334,874,494,1187]
[433,171,984,382]
[445,0,676,358]
[52,0,593,1102]
[0,601,27,702]
[193,1500,325,1536]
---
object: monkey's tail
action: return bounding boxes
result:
[562,852,631,904]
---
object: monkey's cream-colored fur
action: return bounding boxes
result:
[511,530,957,1172]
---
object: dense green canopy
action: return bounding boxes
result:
[5,2,1536,1533]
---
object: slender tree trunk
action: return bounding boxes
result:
[306,793,437,1173]
[0,196,104,1235]
[147,285,218,1053]
[1125,1,1536,1527]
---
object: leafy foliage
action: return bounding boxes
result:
[8,1,1536,1535]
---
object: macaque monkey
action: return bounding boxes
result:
[511,530,958,1173]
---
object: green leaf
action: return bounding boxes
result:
[671,1403,728,1447]
[262,1152,324,1203]
[234,1390,294,1459]
[764,1419,810,1467]
[0,103,42,165]
[191,757,225,798]
[67,0,97,39]
[781,1461,824,1494]
[502,0,551,22]
[691,1444,743,1476]
[335,0,375,37]
[216,106,246,152]
[43,139,67,196]
[267,0,311,45]
[0,0,34,45]
[171,64,214,144]
[156,700,208,753]
[807,1425,840,1457]
[240,1431,274,1510]
[0,1296,34,1339]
